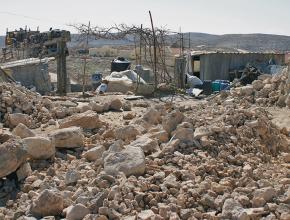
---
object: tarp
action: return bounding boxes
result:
[104,70,150,94]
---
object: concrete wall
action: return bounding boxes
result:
[9,63,51,94]
[199,53,285,81]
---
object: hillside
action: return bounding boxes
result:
[1,32,290,52]
[181,33,290,52]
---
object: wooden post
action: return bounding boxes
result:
[174,57,186,89]
[57,40,67,96]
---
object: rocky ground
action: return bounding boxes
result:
[0,70,290,220]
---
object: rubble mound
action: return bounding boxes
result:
[0,83,54,128]
[0,80,289,219]
[229,69,290,108]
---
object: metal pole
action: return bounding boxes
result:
[149,11,157,89]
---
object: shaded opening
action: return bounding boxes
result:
[192,56,200,78]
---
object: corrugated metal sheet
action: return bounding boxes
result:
[198,53,285,81]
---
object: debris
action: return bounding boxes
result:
[23,136,55,160]
[104,146,146,176]
[59,110,103,129]
[49,127,84,149]
[12,123,35,139]
[29,189,63,217]
[0,138,27,178]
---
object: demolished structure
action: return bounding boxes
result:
[0,59,289,219]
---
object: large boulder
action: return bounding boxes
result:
[8,113,31,128]
[30,189,64,218]
[0,139,27,178]
[59,110,103,129]
[12,123,35,139]
[49,127,84,148]
[162,110,184,134]
[23,136,55,160]
[83,145,105,161]
[130,136,159,154]
[115,125,140,141]
[104,146,145,177]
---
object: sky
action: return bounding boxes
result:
[0,0,289,36]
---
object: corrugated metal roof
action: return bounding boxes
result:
[0,57,55,69]
[190,51,285,56]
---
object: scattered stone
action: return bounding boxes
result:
[194,126,212,139]
[59,110,103,129]
[0,138,27,178]
[162,110,184,133]
[109,99,123,111]
[65,170,80,185]
[8,113,31,128]
[142,108,161,124]
[222,198,249,219]
[90,102,104,113]
[104,146,145,176]
[65,203,90,220]
[49,127,84,148]
[115,125,140,141]
[122,101,132,111]
[137,209,155,219]
[83,145,105,161]
[12,123,35,139]
[30,189,63,217]
[123,112,136,120]
[130,136,159,154]
[16,162,32,181]
[23,136,55,160]
[252,187,276,207]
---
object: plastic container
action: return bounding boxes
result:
[111,57,131,72]
[211,80,221,92]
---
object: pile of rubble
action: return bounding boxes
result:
[0,83,132,129]
[0,83,54,128]
[0,77,289,220]
[229,69,290,108]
